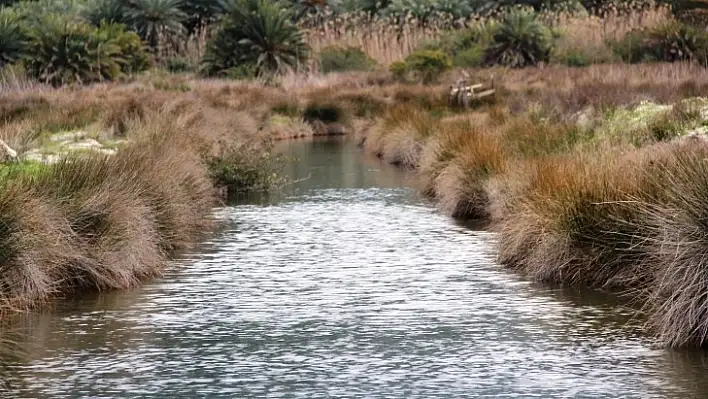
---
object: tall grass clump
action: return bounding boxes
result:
[0,124,215,309]
[363,103,437,168]
[495,150,654,288]
[637,143,708,347]
[419,117,507,218]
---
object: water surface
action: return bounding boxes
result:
[2,138,708,398]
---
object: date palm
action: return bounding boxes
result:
[0,11,25,67]
[82,0,131,26]
[201,0,307,77]
[126,0,186,49]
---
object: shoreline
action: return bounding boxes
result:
[4,64,708,348]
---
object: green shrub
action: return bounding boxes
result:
[557,51,591,67]
[484,8,553,68]
[205,140,287,194]
[417,21,497,68]
[453,46,485,67]
[225,63,258,80]
[94,22,151,75]
[319,45,376,73]
[389,60,408,81]
[24,17,149,85]
[404,49,452,83]
[611,21,708,65]
[200,0,308,77]
[164,56,195,73]
[25,16,121,86]
[0,10,25,67]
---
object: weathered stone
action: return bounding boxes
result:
[49,131,88,143]
[0,140,17,163]
[22,152,60,164]
[63,139,103,150]
[97,148,118,156]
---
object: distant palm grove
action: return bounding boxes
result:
[0,0,707,85]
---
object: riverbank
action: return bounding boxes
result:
[5,62,708,348]
[352,62,708,348]
[0,75,344,312]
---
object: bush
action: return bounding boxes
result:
[484,8,553,68]
[556,51,591,67]
[389,60,408,81]
[404,49,452,83]
[164,56,195,73]
[453,46,485,67]
[23,16,149,85]
[25,16,121,86]
[417,21,497,68]
[319,45,376,73]
[94,22,151,75]
[611,21,708,65]
[205,140,287,195]
[200,0,308,77]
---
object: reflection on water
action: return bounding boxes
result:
[2,137,708,398]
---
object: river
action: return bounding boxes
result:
[1,137,708,398]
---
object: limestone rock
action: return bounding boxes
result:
[50,131,88,143]
[63,139,103,150]
[0,140,17,163]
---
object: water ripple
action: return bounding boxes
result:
[2,140,708,399]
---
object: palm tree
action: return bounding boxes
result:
[126,0,186,50]
[82,0,131,26]
[0,11,25,67]
[201,0,308,77]
[179,0,223,34]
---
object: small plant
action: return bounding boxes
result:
[558,51,591,67]
[319,45,376,73]
[205,140,287,195]
[484,8,553,68]
[389,60,408,81]
[453,46,485,67]
[404,50,452,84]
[164,56,195,73]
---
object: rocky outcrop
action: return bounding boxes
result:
[20,131,127,164]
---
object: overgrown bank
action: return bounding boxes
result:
[352,62,708,348]
[0,75,352,312]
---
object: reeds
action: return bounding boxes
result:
[352,62,708,348]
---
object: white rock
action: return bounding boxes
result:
[49,131,88,143]
[63,139,103,150]
[0,140,17,163]
[22,152,60,164]
[97,148,118,156]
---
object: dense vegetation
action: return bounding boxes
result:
[1,0,708,85]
